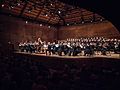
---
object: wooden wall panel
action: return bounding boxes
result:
[58,21,120,40]
[0,15,57,48]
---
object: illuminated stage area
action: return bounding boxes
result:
[16,52,120,59]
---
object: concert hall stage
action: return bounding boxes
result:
[15,52,120,61]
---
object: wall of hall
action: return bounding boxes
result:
[0,14,120,49]
[58,21,120,40]
[0,15,57,48]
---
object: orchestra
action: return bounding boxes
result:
[18,37,120,56]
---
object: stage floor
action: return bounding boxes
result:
[15,52,120,59]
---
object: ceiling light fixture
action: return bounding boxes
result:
[82,21,84,24]
[67,23,69,26]
[58,11,61,14]
[17,3,20,6]
[11,6,14,8]
[48,26,51,28]
[40,24,42,26]
[2,4,4,7]
[26,21,28,24]
[28,10,31,12]
[100,19,103,21]
[28,7,32,12]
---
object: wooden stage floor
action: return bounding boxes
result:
[15,52,120,59]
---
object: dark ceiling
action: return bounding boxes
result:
[0,0,105,26]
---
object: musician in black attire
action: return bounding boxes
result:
[26,41,35,53]
[84,44,93,56]
[114,42,120,53]
[67,43,74,56]
[67,43,75,56]
[46,42,52,55]
[24,41,29,52]
[74,44,82,56]
[57,43,63,56]
[63,43,69,55]
[51,42,56,55]
[55,42,60,55]
[101,43,107,55]
[19,42,24,52]
[30,43,36,53]
[95,42,101,55]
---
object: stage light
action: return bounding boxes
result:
[51,3,53,6]
[11,6,14,9]
[40,24,42,26]
[28,7,32,13]
[58,11,61,14]
[67,23,69,26]
[82,21,84,24]
[100,19,103,21]
[51,12,54,15]
[17,3,20,6]
[45,14,48,16]
[26,21,28,24]
[48,26,51,28]
[2,4,4,7]
[28,10,31,13]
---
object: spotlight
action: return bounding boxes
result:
[2,4,4,7]
[82,21,84,24]
[40,24,42,26]
[28,10,31,13]
[48,26,51,28]
[17,3,20,6]
[28,7,32,12]
[67,24,69,26]
[100,19,103,21]
[11,6,14,8]
[26,21,28,24]
[51,3,53,6]
[58,11,61,14]
[45,14,48,16]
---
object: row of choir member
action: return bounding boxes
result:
[19,37,120,56]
